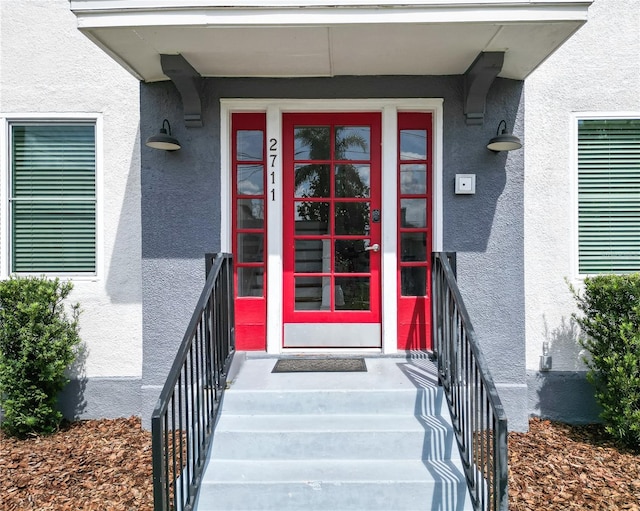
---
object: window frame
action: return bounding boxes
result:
[572,112,640,278]
[1,114,103,280]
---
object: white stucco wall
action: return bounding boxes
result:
[524,0,640,372]
[0,0,142,379]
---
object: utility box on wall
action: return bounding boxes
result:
[455,174,476,194]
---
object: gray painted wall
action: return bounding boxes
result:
[58,377,142,420]
[139,75,527,430]
[528,371,601,424]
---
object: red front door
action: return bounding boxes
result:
[282,113,382,348]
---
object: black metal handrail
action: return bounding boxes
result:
[432,252,508,511]
[152,253,235,511]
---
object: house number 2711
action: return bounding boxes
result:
[269,138,277,201]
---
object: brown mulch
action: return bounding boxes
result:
[0,417,153,511]
[1,416,639,510]
[509,418,640,510]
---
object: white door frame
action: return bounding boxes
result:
[221,98,443,354]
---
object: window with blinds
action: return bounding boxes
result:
[577,118,640,274]
[10,123,96,274]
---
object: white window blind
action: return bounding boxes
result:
[577,118,640,274]
[10,123,96,273]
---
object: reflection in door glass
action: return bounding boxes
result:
[237,130,263,161]
[335,202,370,235]
[335,164,370,198]
[237,233,263,263]
[401,267,426,296]
[294,164,330,197]
[400,232,427,262]
[237,164,264,195]
[400,199,427,228]
[294,127,330,160]
[294,202,329,235]
[335,277,370,310]
[400,129,427,160]
[335,240,369,273]
[237,199,264,229]
[295,239,325,273]
[335,127,370,160]
[294,276,323,310]
[238,267,264,297]
[399,164,427,195]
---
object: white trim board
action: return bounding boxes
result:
[72,1,592,28]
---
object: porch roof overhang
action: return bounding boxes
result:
[70,1,592,83]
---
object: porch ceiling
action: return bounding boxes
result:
[70,1,592,82]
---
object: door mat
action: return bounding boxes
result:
[272,358,367,373]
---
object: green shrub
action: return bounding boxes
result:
[0,276,81,438]
[571,274,640,449]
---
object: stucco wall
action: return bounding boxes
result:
[139,75,528,430]
[0,1,143,418]
[524,0,640,421]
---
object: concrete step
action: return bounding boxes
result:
[197,459,472,511]
[212,413,459,461]
[220,387,447,416]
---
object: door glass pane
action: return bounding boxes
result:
[400,232,427,262]
[294,127,330,160]
[400,164,427,195]
[237,130,263,161]
[237,199,264,229]
[294,276,324,310]
[335,164,370,198]
[401,267,426,296]
[237,164,264,195]
[335,202,370,235]
[238,267,264,297]
[335,240,369,273]
[294,164,330,198]
[400,199,427,228]
[295,239,326,273]
[294,202,329,234]
[400,129,427,160]
[335,127,370,160]
[237,233,263,262]
[336,277,370,310]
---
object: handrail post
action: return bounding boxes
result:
[151,415,167,511]
[495,416,509,510]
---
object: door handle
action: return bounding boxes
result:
[364,243,380,252]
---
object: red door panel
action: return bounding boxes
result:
[232,113,267,350]
[282,113,382,327]
[397,112,433,351]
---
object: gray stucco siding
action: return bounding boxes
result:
[58,377,142,421]
[139,75,527,429]
[528,371,601,424]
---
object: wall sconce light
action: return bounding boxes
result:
[145,119,181,151]
[487,120,522,152]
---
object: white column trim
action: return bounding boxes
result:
[266,105,283,354]
[432,103,444,252]
[381,105,398,354]
[219,104,232,252]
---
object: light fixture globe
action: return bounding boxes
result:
[487,120,522,152]
[146,119,181,151]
